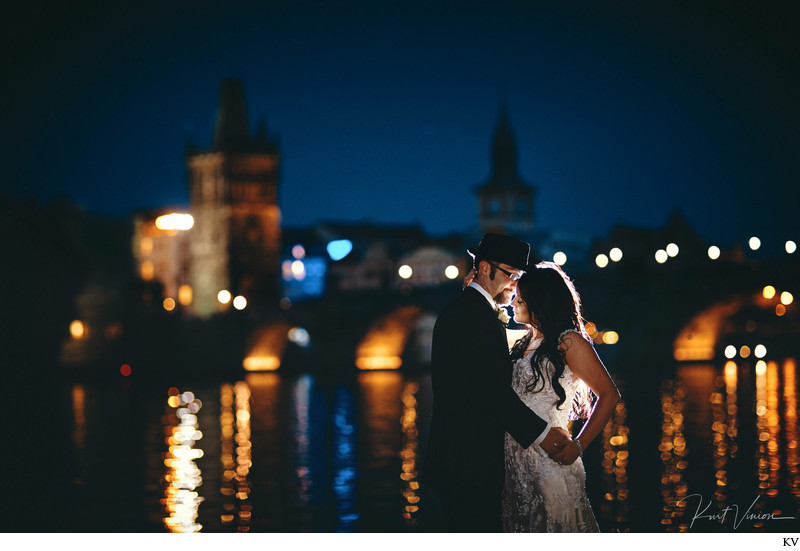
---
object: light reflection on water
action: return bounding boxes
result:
[162,389,204,532]
[658,359,800,532]
[62,355,798,532]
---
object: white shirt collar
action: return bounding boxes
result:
[468,281,497,309]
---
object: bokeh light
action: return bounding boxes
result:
[666,243,679,257]
[609,247,623,262]
[602,331,619,345]
[724,345,736,359]
[754,344,767,359]
[327,239,353,261]
[445,265,459,279]
[707,246,720,260]
[595,254,609,268]
[740,345,751,358]
[763,286,776,300]
[155,213,194,231]
[787,240,797,254]
[178,285,193,306]
[398,265,413,279]
[70,320,86,339]
[553,251,567,266]
[776,304,786,316]
[217,290,232,304]
[780,292,794,305]
[163,298,176,311]
[291,260,306,280]
[655,249,668,264]
[233,296,247,310]
[291,244,305,259]
[749,236,761,250]
[141,260,155,281]
[120,364,132,377]
[288,327,311,348]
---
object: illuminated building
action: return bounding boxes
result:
[132,208,193,308]
[186,79,281,317]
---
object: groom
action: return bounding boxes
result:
[421,233,570,532]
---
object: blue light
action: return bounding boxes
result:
[327,239,353,261]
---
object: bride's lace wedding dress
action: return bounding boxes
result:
[502,330,600,532]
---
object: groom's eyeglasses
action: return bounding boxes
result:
[487,261,523,282]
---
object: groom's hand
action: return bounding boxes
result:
[539,427,570,458]
[551,439,581,466]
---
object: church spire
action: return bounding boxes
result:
[492,104,518,178]
[213,78,251,151]
[476,105,536,236]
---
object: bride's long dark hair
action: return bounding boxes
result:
[510,262,593,418]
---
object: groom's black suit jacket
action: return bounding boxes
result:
[422,286,547,526]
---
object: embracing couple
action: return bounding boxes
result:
[422,233,621,532]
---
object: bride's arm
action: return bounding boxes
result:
[552,333,621,465]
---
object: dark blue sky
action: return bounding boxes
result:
[3,1,799,248]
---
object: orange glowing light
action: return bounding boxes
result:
[740,346,751,358]
[163,297,176,311]
[244,323,291,372]
[356,306,421,370]
[141,261,155,281]
[356,356,403,370]
[120,364,132,377]
[763,286,777,300]
[140,237,153,255]
[178,285,193,306]
[780,291,794,305]
[69,320,86,340]
[602,331,619,345]
[242,356,280,372]
[776,304,786,316]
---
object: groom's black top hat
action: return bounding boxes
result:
[467,233,530,272]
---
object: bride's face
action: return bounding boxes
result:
[512,293,536,326]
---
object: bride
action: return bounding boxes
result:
[502,262,621,532]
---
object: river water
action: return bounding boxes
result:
[34,353,797,533]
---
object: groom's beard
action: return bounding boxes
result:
[494,288,515,306]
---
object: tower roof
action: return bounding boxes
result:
[213,79,252,151]
[477,106,534,192]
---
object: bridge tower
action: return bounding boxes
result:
[187,79,281,318]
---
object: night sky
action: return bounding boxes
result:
[3,0,799,249]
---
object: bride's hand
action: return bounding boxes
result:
[552,439,582,466]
